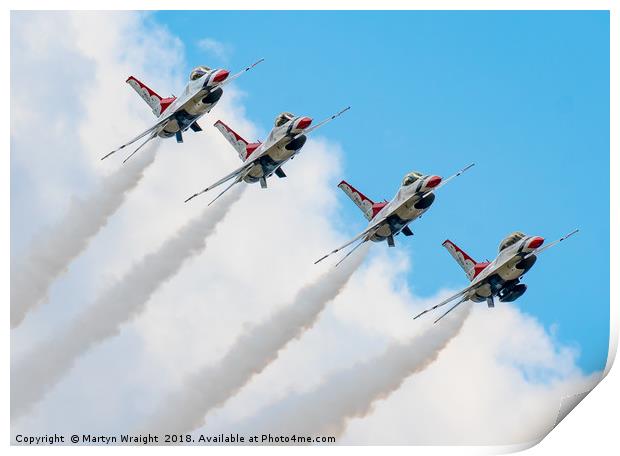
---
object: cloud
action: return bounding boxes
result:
[11,185,244,421]
[231,302,472,440]
[196,37,232,62]
[337,305,601,445]
[11,143,158,329]
[10,11,602,446]
[199,296,599,446]
[144,244,368,435]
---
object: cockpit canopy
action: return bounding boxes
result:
[275,112,295,127]
[498,232,526,252]
[402,171,424,187]
[189,66,212,81]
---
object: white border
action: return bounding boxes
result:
[4,1,617,454]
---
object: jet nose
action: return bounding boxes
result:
[213,69,229,83]
[296,117,313,130]
[528,236,544,249]
[426,175,442,188]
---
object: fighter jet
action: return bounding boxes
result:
[315,164,475,266]
[413,229,579,323]
[102,59,264,163]
[184,107,350,205]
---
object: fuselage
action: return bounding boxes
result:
[242,117,310,184]
[368,176,441,242]
[467,234,544,302]
[157,70,228,138]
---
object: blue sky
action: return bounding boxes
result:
[153,10,609,373]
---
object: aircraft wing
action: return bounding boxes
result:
[314,216,385,265]
[416,163,475,201]
[184,161,253,203]
[102,113,173,160]
[213,58,265,89]
[413,281,479,323]
[523,229,579,259]
[435,162,475,190]
[295,106,351,138]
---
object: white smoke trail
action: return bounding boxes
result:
[11,143,159,328]
[144,244,370,435]
[235,302,472,440]
[11,185,245,421]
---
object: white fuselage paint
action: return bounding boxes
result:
[242,119,307,182]
[367,178,436,242]
[466,236,540,299]
[156,71,222,138]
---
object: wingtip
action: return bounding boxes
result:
[251,58,265,68]
[314,255,328,265]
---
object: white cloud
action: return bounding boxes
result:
[338,304,600,445]
[197,37,232,62]
[10,11,602,447]
[11,145,158,329]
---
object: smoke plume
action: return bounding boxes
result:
[11,143,158,328]
[235,302,472,440]
[11,185,245,421]
[144,244,369,435]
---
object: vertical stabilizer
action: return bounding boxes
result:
[442,240,487,281]
[337,181,379,220]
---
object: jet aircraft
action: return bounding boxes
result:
[315,164,475,266]
[184,107,350,205]
[413,229,579,323]
[102,59,264,162]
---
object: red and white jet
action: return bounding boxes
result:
[102,59,264,163]
[184,107,350,205]
[413,229,579,323]
[315,164,475,266]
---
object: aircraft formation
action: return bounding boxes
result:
[104,59,578,324]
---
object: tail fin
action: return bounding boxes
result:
[215,120,257,161]
[338,180,384,220]
[126,76,175,117]
[442,240,487,281]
